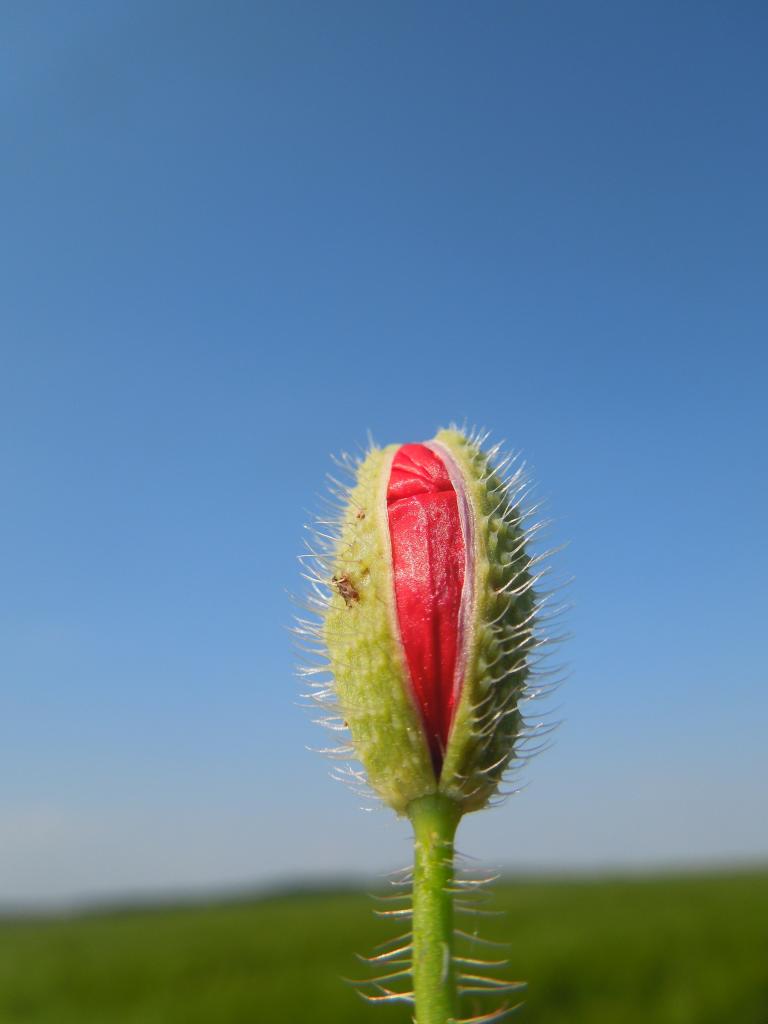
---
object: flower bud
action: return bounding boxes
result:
[303,427,550,816]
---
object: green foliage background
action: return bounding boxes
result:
[1,872,766,1023]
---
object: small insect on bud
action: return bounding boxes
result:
[300,427,557,818]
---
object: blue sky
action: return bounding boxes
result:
[2,1,766,905]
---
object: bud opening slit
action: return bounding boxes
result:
[386,443,471,777]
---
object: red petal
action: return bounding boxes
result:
[387,444,466,775]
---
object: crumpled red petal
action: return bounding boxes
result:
[387,443,466,776]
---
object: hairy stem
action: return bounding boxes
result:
[408,793,462,1024]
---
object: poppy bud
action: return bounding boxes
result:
[302,427,549,817]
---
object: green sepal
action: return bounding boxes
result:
[324,445,437,814]
[436,429,535,812]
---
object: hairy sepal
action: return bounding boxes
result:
[435,429,536,812]
[324,445,436,813]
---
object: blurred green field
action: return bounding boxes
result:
[1,871,766,1024]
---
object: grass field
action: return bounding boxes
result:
[1,871,766,1024]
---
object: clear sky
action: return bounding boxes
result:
[2,1,766,906]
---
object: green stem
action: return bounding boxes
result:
[408,793,462,1024]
